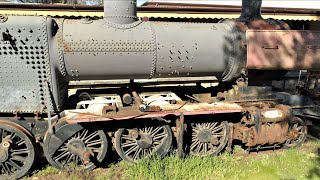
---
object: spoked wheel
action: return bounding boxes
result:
[283,117,308,148]
[190,121,229,156]
[114,124,172,163]
[44,123,108,170]
[0,121,36,179]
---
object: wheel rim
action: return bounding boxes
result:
[0,123,35,179]
[190,121,228,156]
[115,124,172,163]
[284,117,307,148]
[44,123,108,170]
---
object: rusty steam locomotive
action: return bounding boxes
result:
[0,0,318,178]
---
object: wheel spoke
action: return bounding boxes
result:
[86,139,103,147]
[57,146,68,152]
[153,132,166,140]
[150,126,162,137]
[115,124,172,163]
[79,129,89,140]
[209,122,218,130]
[121,135,135,141]
[3,162,11,173]
[11,155,26,163]
[145,127,153,134]
[10,132,17,139]
[295,126,303,131]
[16,139,25,146]
[65,154,75,165]
[190,121,228,156]
[45,124,108,171]
[125,145,139,156]
[284,118,307,148]
[212,132,225,136]
[84,131,99,143]
[196,143,203,153]
[8,159,21,171]
[190,140,200,150]
[204,143,208,154]
[121,142,137,148]
[132,148,142,160]
[11,148,29,156]
[212,124,224,133]
[208,143,215,150]
[0,124,36,179]
[53,151,70,162]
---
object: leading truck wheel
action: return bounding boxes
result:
[114,124,172,163]
[189,121,229,156]
[0,121,36,179]
[283,117,308,148]
[44,123,108,170]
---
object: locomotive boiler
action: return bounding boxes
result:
[0,0,318,178]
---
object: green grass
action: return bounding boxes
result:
[121,148,319,180]
[31,165,59,177]
[29,141,320,180]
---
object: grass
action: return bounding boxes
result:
[28,141,320,180]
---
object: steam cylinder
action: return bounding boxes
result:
[62,20,239,81]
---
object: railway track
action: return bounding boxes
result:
[0,2,319,21]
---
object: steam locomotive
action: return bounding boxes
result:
[0,0,318,178]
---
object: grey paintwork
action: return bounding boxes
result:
[104,0,138,24]
[62,19,237,81]
[0,16,66,113]
[0,0,243,113]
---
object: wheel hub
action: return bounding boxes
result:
[0,148,9,163]
[197,129,212,143]
[66,138,87,155]
[137,134,153,149]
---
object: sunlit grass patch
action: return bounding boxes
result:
[27,140,319,180]
[31,165,60,177]
[121,143,319,180]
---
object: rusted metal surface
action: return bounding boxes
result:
[64,102,243,124]
[233,121,289,147]
[226,123,234,152]
[248,121,289,146]
[244,105,292,124]
[233,105,293,147]
[247,30,320,70]
[132,91,143,106]
[175,113,185,158]
[260,105,292,123]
